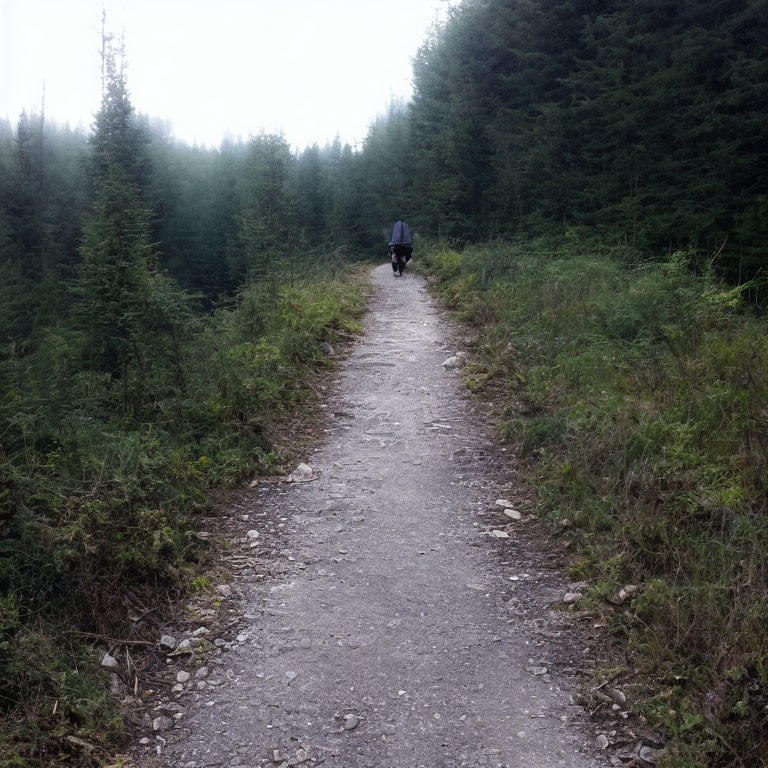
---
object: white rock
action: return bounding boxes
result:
[490,530,509,539]
[286,463,315,483]
[442,356,465,369]
[192,627,210,637]
[153,716,174,732]
[171,684,184,693]
[563,592,583,604]
[196,666,209,679]
[295,748,309,763]
[169,639,194,657]
[343,713,360,730]
[159,635,177,651]
[101,653,119,670]
[504,509,522,521]
[249,479,259,488]
[606,687,627,707]
[595,734,610,750]
[176,671,191,683]
[495,499,515,508]
[618,584,639,602]
[246,530,259,540]
[139,737,151,745]
[216,584,232,597]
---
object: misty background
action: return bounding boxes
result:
[1,0,444,148]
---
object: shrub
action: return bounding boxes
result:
[0,267,368,763]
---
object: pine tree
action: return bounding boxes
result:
[235,133,294,283]
[74,32,189,412]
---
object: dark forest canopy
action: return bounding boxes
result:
[391,0,768,277]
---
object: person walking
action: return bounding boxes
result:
[389,220,413,276]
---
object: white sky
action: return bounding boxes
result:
[0,0,445,149]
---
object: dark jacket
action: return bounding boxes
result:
[390,220,413,246]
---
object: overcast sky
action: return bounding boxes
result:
[0,0,445,149]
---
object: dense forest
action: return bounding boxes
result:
[1,0,767,766]
[367,0,768,283]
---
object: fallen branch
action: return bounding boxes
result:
[590,668,624,693]
[65,630,155,647]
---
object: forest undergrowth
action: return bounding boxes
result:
[0,268,368,766]
[420,240,768,768]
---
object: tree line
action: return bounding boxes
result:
[361,0,768,280]
[7,0,764,320]
[0,103,364,313]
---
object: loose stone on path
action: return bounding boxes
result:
[145,265,602,768]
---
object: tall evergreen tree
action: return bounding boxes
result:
[74,34,189,412]
[294,144,327,246]
[234,133,295,282]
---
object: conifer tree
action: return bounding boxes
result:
[235,133,294,282]
[74,32,189,412]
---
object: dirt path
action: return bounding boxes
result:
[149,265,605,768]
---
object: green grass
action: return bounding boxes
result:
[420,240,768,767]
[0,267,369,765]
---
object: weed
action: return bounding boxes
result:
[0,267,369,763]
[422,240,768,766]
[189,576,213,594]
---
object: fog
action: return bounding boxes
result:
[0,0,445,148]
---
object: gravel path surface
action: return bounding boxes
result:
[151,265,604,768]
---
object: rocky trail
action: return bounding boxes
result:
[136,265,612,768]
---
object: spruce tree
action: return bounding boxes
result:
[74,33,189,412]
[235,133,294,283]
